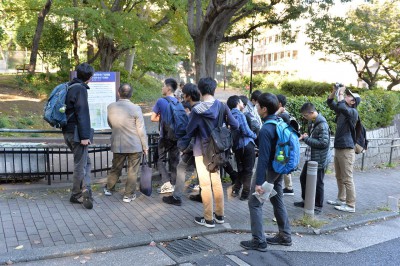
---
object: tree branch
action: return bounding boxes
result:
[87,50,100,64]
[188,0,196,37]
[152,5,176,31]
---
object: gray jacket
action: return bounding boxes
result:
[107,99,148,153]
[303,114,330,170]
[327,98,358,149]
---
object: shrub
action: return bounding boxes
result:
[0,116,11,128]
[281,80,332,96]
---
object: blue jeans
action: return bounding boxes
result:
[248,169,291,242]
[63,132,91,196]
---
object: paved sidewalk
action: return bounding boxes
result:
[0,164,399,264]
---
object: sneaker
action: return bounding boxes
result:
[103,186,112,196]
[294,201,304,208]
[334,204,355,213]
[70,194,83,204]
[327,199,345,206]
[231,189,239,197]
[157,182,174,194]
[213,213,224,224]
[194,217,215,228]
[240,239,268,252]
[82,190,93,210]
[314,207,322,215]
[239,194,249,201]
[123,194,136,203]
[283,188,294,196]
[266,233,292,246]
[162,195,182,206]
[189,194,202,203]
[188,184,200,191]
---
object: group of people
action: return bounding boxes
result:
[63,63,361,252]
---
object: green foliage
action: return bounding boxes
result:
[16,73,64,97]
[229,71,284,93]
[281,80,332,96]
[0,116,11,128]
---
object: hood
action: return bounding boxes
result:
[192,99,221,120]
[69,78,90,90]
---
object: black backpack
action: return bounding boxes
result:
[202,104,232,173]
[349,116,369,154]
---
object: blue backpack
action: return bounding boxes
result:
[162,97,188,141]
[265,118,300,174]
[43,83,78,128]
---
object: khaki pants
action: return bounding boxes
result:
[195,156,224,221]
[283,174,292,190]
[334,148,356,208]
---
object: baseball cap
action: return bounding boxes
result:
[347,89,361,108]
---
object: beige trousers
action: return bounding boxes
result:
[283,174,292,189]
[195,156,224,221]
[334,148,356,208]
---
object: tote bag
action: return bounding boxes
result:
[140,154,152,196]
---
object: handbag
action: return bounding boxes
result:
[140,154,153,196]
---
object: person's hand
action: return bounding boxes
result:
[81,139,90,146]
[338,86,346,94]
[255,185,264,195]
[275,106,285,115]
[299,133,308,140]
[143,149,148,156]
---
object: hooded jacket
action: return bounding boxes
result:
[184,99,239,157]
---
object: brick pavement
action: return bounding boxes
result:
[1,164,399,255]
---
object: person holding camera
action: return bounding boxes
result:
[326,83,361,213]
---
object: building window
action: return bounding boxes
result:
[292,50,298,60]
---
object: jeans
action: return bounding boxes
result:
[195,156,224,221]
[248,170,291,242]
[106,152,142,196]
[173,154,195,200]
[157,138,180,185]
[299,162,325,208]
[334,148,356,207]
[63,132,91,196]
[233,142,255,196]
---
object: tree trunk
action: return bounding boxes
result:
[86,29,95,62]
[124,48,135,74]
[387,81,400,91]
[193,39,206,82]
[98,36,116,71]
[28,0,52,74]
[72,0,79,65]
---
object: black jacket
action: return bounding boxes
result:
[303,114,330,170]
[62,78,91,140]
[327,98,358,149]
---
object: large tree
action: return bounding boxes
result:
[187,0,306,82]
[306,0,400,90]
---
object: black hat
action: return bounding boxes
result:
[347,89,361,108]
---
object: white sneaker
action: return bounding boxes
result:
[327,199,345,206]
[123,194,136,203]
[157,182,174,194]
[335,204,355,213]
[104,187,112,196]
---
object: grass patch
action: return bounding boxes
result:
[292,215,328,229]
[376,205,391,212]
[0,116,11,128]
[385,162,397,168]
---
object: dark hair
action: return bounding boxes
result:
[239,95,249,106]
[164,78,177,92]
[227,95,240,110]
[182,101,191,111]
[119,83,133,99]
[179,80,185,87]
[257,93,279,115]
[76,62,94,82]
[250,90,262,102]
[198,77,217,96]
[300,102,316,113]
[276,94,287,107]
[182,83,200,101]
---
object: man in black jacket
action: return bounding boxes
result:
[327,86,360,213]
[63,62,95,210]
[294,103,330,214]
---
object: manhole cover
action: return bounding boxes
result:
[164,238,216,257]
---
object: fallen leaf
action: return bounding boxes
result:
[33,240,41,244]
[74,256,80,260]
[101,252,106,254]
[107,235,112,238]
[149,252,155,255]
[80,260,86,264]
[6,260,13,265]
[149,241,156,247]
[89,234,94,236]
[15,245,23,250]
[84,256,90,260]
[242,251,248,255]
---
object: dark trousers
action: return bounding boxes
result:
[233,142,255,196]
[299,162,325,208]
[157,138,179,185]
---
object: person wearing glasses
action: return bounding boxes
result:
[326,85,361,213]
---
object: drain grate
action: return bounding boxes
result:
[164,238,216,257]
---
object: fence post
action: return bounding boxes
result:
[389,139,395,166]
[361,152,365,171]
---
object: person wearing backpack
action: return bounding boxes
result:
[294,103,330,214]
[62,62,95,210]
[151,78,182,194]
[240,93,292,252]
[103,84,148,203]
[327,85,361,213]
[227,95,257,201]
[183,77,239,228]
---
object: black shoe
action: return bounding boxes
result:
[194,217,215,228]
[70,194,82,204]
[283,188,294,196]
[240,239,268,252]
[239,194,249,201]
[294,201,304,208]
[231,189,239,197]
[162,195,182,206]
[189,194,202,203]
[314,207,322,214]
[213,213,224,224]
[266,233,292,246]
[82,190,93,210]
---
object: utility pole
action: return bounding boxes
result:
[224,44,227,90]
[249,30,254,97]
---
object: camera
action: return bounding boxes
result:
[334,82,344,90]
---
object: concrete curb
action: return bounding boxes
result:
[1,211,398,264]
